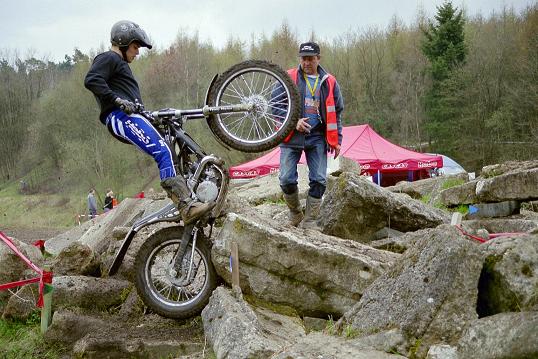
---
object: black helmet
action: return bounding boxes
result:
[110,20,152,49]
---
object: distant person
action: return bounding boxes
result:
[104,189,114,212]
[87,189,97,219]
[274,42,344,228]
[84,20,213,224]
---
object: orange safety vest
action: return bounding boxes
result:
[284,68,339,147]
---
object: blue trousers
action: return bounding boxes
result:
[279,134,327,199]
[105,110,177,180]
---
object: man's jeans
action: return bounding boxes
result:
[279,134,327,198]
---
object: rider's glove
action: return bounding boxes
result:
[114,97,137,115]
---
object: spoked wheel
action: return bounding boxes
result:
[207,60,300,152]
[134,227,217,319]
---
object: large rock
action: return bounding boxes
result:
[273,331,404,359]
[456,312,538,359]
[202,286,305,359]
[476,167,538,203]
[320,172,450,243]
[45,310,206,357]
[0,237,42,309]
[481,160,538,178]
[52,275,132,311]
[2,284,39,320]
[387,173,468,202]
[50,241,100,276]
[439,181,478,206]
[212,211,399,317]
[229,165,309,206]
[337,225,484,355]
[463,218,538,235]
[62,198,169,256]
[45,215,107,256]
[477,233,538,316]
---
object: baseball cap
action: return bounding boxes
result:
[298,42,320,57]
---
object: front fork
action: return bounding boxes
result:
[170,224,199,286]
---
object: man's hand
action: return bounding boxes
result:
[296,118,312,133]
[115,97,137,115]
[329,144,341,159]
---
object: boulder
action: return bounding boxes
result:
[320,172,449,243]
[439,181,478,206]
[426,345,457,359]
[212,211,399,317]
[202,286,306,359]
[52,275,132,311]
[387,173,468,202]
[481,160,538,178]
[2,284,39,320]
[45,310,206,357]
[475,167,538,203]
[467,200,520,218]
[369,227,439,254]
[477,233,538,316]
[228,165,309,206]
[456,312,538,359]
[328,155,362,176]
[463,218,538,235]
[45,215,107,256]
[0,237,42,308]
[272,331,404,359]
[76,198,169,256]
[50,241,100,276]
[337,225,484,355]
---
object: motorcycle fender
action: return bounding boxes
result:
[204,74,219,106]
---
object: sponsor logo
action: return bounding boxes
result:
[301,45,314,51]
[382,163,408,170]
[418,161,438,168]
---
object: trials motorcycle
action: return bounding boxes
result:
[108,60,300,319]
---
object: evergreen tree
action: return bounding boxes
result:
[421,1,467,154]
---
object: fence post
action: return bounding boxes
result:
[40,266,53,334]
[230,242,241,297]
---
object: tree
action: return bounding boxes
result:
[421,1,467,153]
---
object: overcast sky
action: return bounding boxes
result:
[1,0,534,62]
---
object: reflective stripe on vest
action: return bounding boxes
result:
[285,68,338,146]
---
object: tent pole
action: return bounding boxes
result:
[377,170,381,186]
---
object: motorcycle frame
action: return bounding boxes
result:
[108,105,235,276]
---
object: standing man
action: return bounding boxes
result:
[87,189,97,219]
[84,20,213,224]
[279,42,344,228]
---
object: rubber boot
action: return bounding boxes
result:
[301,195,322,230]
[161,176,215,225]
[283,191,304,227]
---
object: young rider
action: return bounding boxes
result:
[84,20,213,224]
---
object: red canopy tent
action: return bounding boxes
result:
[229,125,443,186]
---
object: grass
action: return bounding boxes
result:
[0,175,160,229]
[440,177,465,190]
[0,314,66,358]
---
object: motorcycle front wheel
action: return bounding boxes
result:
[134,227,217,319]
[207,60,300,153]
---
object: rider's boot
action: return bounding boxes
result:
[301,195,322,230]
[161,176,215,225]
[283,191,304,227]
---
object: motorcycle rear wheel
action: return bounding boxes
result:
[207,60,300,153]
[134,227,217,319]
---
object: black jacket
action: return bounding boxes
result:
[84,51,143,123]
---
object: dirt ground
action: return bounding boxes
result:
[0,226,66,245]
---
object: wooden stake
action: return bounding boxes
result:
[231,242,241,295]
